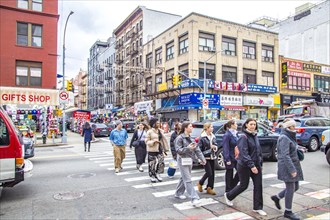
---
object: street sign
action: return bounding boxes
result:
[59,90,69,104]
[202,98,209,109]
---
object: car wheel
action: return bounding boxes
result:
[326,149,330,165]
[215,148,225,170]
[308,136,319,152]
[271,144,278,161]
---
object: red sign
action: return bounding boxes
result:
[287,61,303,70]
[59,91,69,100]
[288,70,311,78]
[73,111,91,120]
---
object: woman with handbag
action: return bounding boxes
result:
[270,118,304,220]
[197,122,218,195]
[82,122,92,152]
[174,121,206,206]
[145,118,169,183]
[222,120,240,193]
[130,122,149,172]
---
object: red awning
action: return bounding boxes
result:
[223,106,246,111]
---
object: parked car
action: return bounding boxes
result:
[320,129,330,165]
[275,116,330,152]
[91,123,111,137]
[106,122,116,132]
[121,119,136,133]
[192,120,279,170]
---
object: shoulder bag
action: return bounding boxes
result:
[132,131,144,147]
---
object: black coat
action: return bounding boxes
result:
[129,129,145,148]
[197,132,217,160]
[237,129,263,168]
[170,131,179,152]
[222,130,238,169]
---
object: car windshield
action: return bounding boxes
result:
[285,107,303,115]
[191,124,204,137]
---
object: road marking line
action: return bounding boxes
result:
[271,181,310,188]
[173,198,218,210]
[107,162,170,171]
[305,188,330,200]
[207,212,253,220]
[33,154,80,159]
[89,157,113,160]
[304,213,330,220]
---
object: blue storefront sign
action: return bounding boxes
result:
[247,84,277,93]
[179,79,214,89]
[179,93,220,105]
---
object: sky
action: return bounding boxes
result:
[57,0,319,80]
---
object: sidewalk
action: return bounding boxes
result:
[34,131,85,147]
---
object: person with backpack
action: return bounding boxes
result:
[270,118,304,220]
[196,122,218,195]
[222,120,240,193]
[82,122,92,152]
[130,122,149,172]
[224,118,267,216]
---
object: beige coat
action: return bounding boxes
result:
[145,128,169,153]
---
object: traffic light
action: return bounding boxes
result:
[172,75,178,86]
[66,80,73,91]
[178,75,182,85]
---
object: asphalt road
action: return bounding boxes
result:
[0,133,329,220]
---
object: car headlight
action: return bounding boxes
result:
[322,135,325,142]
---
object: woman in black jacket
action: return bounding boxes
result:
[129,122,149,172]
[222,120,239,192]
[224,118,267,216]
[170,122,181,160]
[197,122,218,195]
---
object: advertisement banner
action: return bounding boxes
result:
[220,95,243,106]
[73,111,91,120]
[179,93,220,105]
[214,82,247,92]
[247,84,277,93]
[244,96,274,107]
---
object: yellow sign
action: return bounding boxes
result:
[158,82,168,92]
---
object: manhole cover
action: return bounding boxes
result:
[67,173,96,178]
[53,192,84,201]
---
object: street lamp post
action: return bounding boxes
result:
[62,11,74,143]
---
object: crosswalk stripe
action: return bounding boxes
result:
[107,162,170,171]
[173,198,218,210]
[207,212,253,220]
[271,181,310,188]
[89,157,113,160]
[304,188,330,200]
[304,213,330,220]
[133,176,202,189]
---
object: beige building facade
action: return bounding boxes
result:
[143,13,280,121]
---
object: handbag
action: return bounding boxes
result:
[181,157,193,166]
[297,149,304,161]
[132,131,144,147]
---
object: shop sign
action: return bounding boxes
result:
[179,79,214,89]
[214,82,247,92]
[321,66,330,75]
[0,86,59,106]
[158,82,168,92]
[220,95,242,106]
[303,63,321,73]
[179,93,220,105]
[281,95,292,104]
[287,61,303,70]
[73,111,91,120]
[244,96,274,107]
[288,71,311,78]
[313,93,330,103]
[134,100,153,114]
[247,84,277,93]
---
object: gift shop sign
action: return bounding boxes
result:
[0,86,59,106]
[244,96,274,107]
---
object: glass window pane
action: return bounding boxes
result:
[30,67,41,77]
[18,0,28,9]
[267,50,273,57]
[30,77,41,86]
[222,42,228,50]
[206,39,214,47]
[243,46,248,53]
[32,2,42,11]
[199,38,205,46]
[229,43,235,51]
[17,35,28,45]
[17,23,28,35]
[262,49,266,57]
[16,76,28,86]
[32,37,42,47]
[249,47,255,54]
[16,66,28,76]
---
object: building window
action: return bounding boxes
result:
[179,63,189,81]
[243,41,256,59]
[146,77,152,94]
[17,22,42,47]
[166,69,174,89]
[199,32,215,51]
[16,61,42,86]
[146,53,152,68]
[155,47,162,65]
[287,75,310,90]
[17,0,42,12]
[166,41,174,60]
[140,20,143,30]
[314,75,330,93]
[199,62,215,81]
[140,38,142,47]
[139,55,142,64]
[155,73,162,85]
[243,69,256,84]
[262,71,274,86]
[222,66,237,82]
[179,34,188,54]
[222,36,236,56]
[262,45,274,62]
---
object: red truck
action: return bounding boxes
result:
[0,107,29,187]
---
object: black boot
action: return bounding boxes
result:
[284,211,300,220]
[271,195,281,210]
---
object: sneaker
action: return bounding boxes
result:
[253,210,267,216]
[271,195,281,210]
[224,193,233,206]
[197,182,203,192]
[174,194,187,200]
[284,211,300,220]
[138,166,144,172]
[155,174,163,182]
[191,199,201,206]
[115,168,120,173]
[150,177,157,183]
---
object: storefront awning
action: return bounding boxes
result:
[155,106,176,113]
[176,104,223,111]
[112,107,125,112]
[223,106,246,111]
